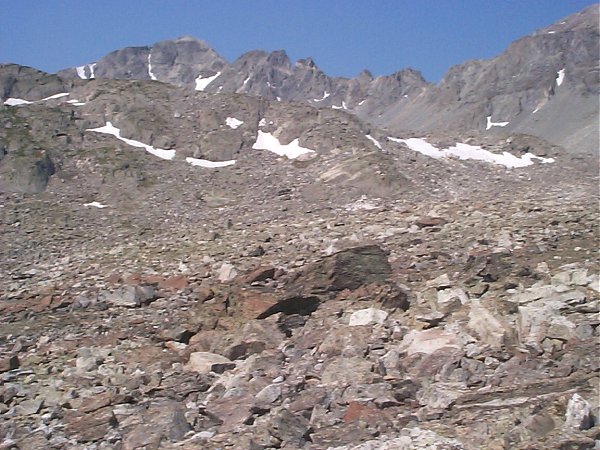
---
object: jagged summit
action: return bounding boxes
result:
[50,6,599,154]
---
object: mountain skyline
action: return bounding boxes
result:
[2,0,595,82]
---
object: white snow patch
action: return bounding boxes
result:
[342,101,347,109]
[276,97,281,101]
[532,106,541,114]
[185,157,236,168]
[84,201,108,208]
[389,137,555,168]
[252,130,315,159]
[42,93,69,101]
[76,65,87,79]
[548,30,556,34]
[195,72,221,91]
[358,99,365,106]
[332,104,342,110]
[87,122,176,160]
[242,76,250,86]
[486,116,510,130]
[67,99,86,106]
[258,118,267,127]
[389,137,443,159]
[4,98,32,106]
[366,134,383,151]
[89,63,96,79]
[225,117,244,129]
[4,92,69,106]
[313,91,330,102]
[556,69,565,86]
[148,53,157,80]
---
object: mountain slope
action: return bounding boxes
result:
[376,5,599,155]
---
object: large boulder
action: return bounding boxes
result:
[289,245,392,294]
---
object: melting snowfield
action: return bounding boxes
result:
[366,134,383,151]
[195,72,221,91]
[486,116,510,130]
[87,122,237,168]
[225,117,244,129]
[389,137,555,169]
[4,92,70,106]
[252,131,315,159]
[87,122,176,160]
[556,69,566,86]
[185,157,236,168]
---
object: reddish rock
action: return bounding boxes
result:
[241,266,277,284]
[343,401,387,426]
[195,286,215,302]
[231,289,279,320]
[124,272,143,285]
[415,217,447,228]
[107,273,122,284]
[65,406,118,442]
[159,275,188,290]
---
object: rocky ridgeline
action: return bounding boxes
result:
[52,6,599,155]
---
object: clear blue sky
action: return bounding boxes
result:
[1,0,595,82]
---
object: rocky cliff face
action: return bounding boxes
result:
[377,5,599,155]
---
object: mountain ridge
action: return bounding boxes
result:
[49,5,599,155]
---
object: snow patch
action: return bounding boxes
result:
[366,134,383,151]
[84,201,108,208]
[486,116,510,130]
[548,30,556,34]
[389,137,555,169]
[76,65,87,79]
[87,122,176,160]
[43,93,69,101]
[185,157,236,168]
[76,64,96,79]
[258,118,267,127]
[4,92,69,106]
[4,98,32,106]
[67,99,86,106]
[313,91,330,102]
[195,72,221,91]
[358,99,365,106]
[225,117,244,129]
[556,69,565,86]
[242,76,250,86]
[252,131,315,159]
[148,53,157,80]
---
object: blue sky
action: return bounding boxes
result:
[1,1,595,82]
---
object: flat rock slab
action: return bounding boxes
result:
[185,352,235,374]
